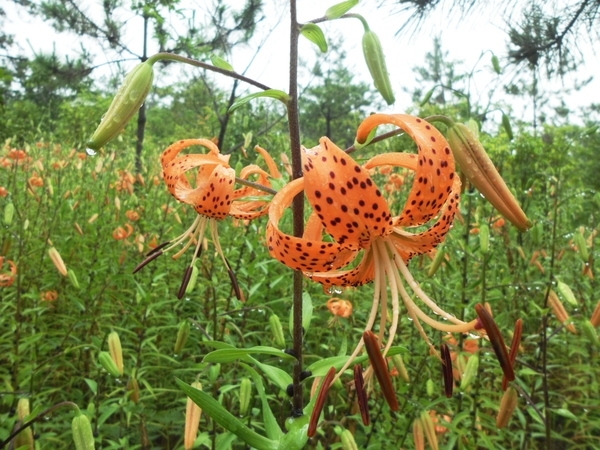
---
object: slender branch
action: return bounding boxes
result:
[234,177,277,195]
[147,53,271,91]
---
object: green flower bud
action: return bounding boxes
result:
[340,429,359,450]
[99,351,121,377]
[446,123,531,232]
[107,331,124,375]
[557,280,578,306]
[128,377,140,404]
[582,320,600,347]
[460,354,479,391]
[15,398,34,450]
[479,223,490,254]
[391,354,410,382]
[362,29,395,105]
[496,387,518,429]
[87,61,154,150]
[72,413,95,450]
[174,320,191,355]
[426,378,434,397]
[269,314,286,348]
[67,268,80,289]
[427,247,446,278]
[4,202,14,225]
[574,230,589,261]
[239,378,252,416]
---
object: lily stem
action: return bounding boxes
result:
[288,0,305,415]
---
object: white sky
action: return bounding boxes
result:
[4,0,599,126]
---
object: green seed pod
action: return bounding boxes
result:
[72,413,95,450]
[426,378,434,397]
[557,280,578,306]
[174,320,191,355]
[574,230,589,261]
[99,351,122,377]
[479,223,490,254]
[391,354,410,382]
[362,29,395,105]
[269,314,286,348]
[340,429,359,450]
[582,320,600,347]
[107,331,124,375]
[239,377,252,416]
[68,268,80,289]
[460,354,479,391]
[427,247,446,277]
[4,202,14,225]
[87,61,154,150]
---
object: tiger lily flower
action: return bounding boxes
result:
[267,114,478,377]
[135,139,280,298]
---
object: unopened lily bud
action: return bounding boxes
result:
[239,377,252,416]
[108,331,124,375]
[479,223,490,254]
[362,28,395,105]
[548,290,576,334]
[496,386,518,429]
[413,418,425,450]
[427,247,446,277]
[446,122,531,232]
[590,300,600,328]
[185,264,199,294]
[15,398,34,450]
[574,230,589,261]
[72,412,95,450]
[391,354,410,382]
[4,202,14,225]
[269,314,286,348]
[426,378,434,397]
[48,247,68,276]
[68,268,80,289]
[99,351,122,377]
[208,363,220,382]
[128,377,140,404]
[460,354,479,391]
[419,410,439,450]
[174,320,191,355]
[184,381,203,450]
[582,320,600,347]
[87,61,155,150]
[557,280,578,306]
[340,429,359,450]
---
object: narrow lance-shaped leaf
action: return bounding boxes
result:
[210,54,234,71]
[325,0,359,19]
[229,90,290,114]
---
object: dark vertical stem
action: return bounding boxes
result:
[135,14,149,175]
[288,0,304,415]
[218,80,239,150]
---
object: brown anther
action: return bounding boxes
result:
[354,364,370,426]
[502,318,523,390]
[133,250,163,273]
[146,240,170,257]
[177,266,194,299]
[225,258,244,301]
[475,304,514,381]
[308,366,336,438]
[363,331,399,411]
[440,343,453,398]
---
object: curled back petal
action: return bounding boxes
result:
[255,145,282,179]
[186,164,236,220]
[302,137,394,250]
[356,114,456,228]
[267,177,358,273]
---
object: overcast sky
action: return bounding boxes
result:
[4,1,599,126]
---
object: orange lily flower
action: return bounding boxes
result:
[0,256,17,287]
[267,114,478,375]
[135,139,280,298]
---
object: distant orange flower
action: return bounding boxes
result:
[0,257,17,287]
[77,152,87,160]
[126,210,140,221]
[41,290,58,302]
[7,149,27,160]
[326,298,353,318]
[113,223,134,240]
[0,187,8,197]
[29,175,44,188]
[114,170,136,195]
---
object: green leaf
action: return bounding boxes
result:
[325,0,359,19]
[307,346,406,377]
[300,24,328,53]
[420,87,435,106]
[240,364,284,441]
[555,408,578,422]
[289,292,313,337]
[84,378,98,396]
[203,346,296,363]
[491,55,502,74]
[252,360,293,392]
[229,90,290,113]
[501,113,514,140]
[177,379,278,450]
[210,54,234,71]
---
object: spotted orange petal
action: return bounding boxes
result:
[267,178,359,273]
[302,137,394,250]
[356,114,456,228]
